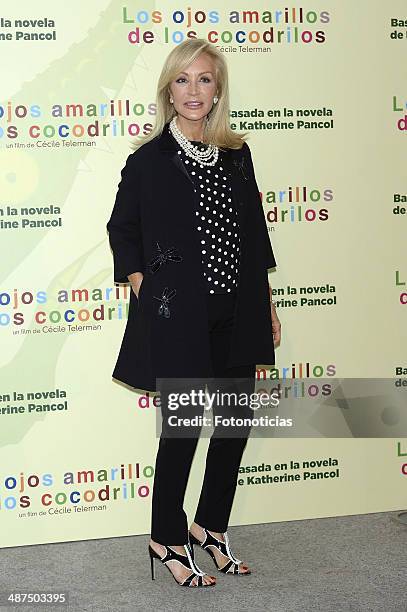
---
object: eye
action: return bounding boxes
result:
[175,76,212,84]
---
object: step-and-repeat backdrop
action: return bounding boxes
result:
[0,1,406,548]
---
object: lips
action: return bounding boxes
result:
[184,101,203,108]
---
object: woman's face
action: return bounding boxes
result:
[169,52,218,125]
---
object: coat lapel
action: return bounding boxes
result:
[157,122,195,188]
[223,145,249,240]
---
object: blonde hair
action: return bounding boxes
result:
[130,38,248,151]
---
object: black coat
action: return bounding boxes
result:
[106,121,277,392]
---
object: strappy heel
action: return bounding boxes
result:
[148,541,216,587]
[189,527,251,575]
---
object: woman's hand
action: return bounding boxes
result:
[128,272,144,298]
[268,284,281,346]
[270,302,281,346]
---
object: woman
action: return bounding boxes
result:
[106,38,281,588]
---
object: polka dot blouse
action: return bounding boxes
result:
[171,132,241,295]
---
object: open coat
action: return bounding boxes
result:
[106,121,277,392]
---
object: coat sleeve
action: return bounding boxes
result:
[106,152,145,283]
[243,142,277,270]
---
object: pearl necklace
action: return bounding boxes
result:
[169,116,219,167]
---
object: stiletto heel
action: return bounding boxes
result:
[149,548,155,580]
[147,542,216,587]
[189,527,251,575]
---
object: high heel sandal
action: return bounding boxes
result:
[189,527,251,575]
[148,541,216,587]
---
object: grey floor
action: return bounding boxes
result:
[0,511,406,612]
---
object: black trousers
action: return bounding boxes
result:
[151,291,255,545]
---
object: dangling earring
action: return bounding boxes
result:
[169,97,173,103]
[213,96,218,104]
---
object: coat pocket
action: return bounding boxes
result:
[129,276,146,306]
[137,277,145,303]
